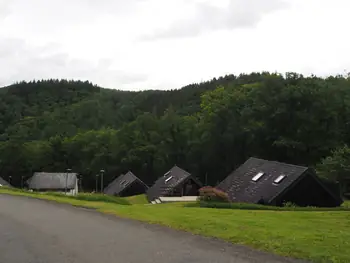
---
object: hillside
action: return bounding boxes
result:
[1,72,350,191]
[0,74,264,141]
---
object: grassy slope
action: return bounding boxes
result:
[124,194,149,204]
[1,188,349,263]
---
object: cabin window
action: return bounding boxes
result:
[252,172,265,182]
[165,176,173,183]
[274,175,286,184]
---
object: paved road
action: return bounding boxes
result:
[0,195,307,263]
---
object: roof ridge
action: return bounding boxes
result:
[248,157,309,170]
[172,165,191,175]
[34,172,78,175]
[270,160,309,170]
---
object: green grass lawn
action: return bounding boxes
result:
[124,194,149,204]
[1,187,350,263]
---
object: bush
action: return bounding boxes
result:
[199,186,229,202]
[283,201,298,208]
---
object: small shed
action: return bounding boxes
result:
[147,165,202,202]
[27,172,79,196]
[103,171,148,197]
[0,176,11,187]
[217,157,343,207]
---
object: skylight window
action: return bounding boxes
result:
[164,171,171,177]
[120,180,127,185]
[165,176,173,183]
[252,172,265,182]
[274,175,286,184]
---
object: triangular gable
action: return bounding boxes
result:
[104,171,148,196]
[0,176,11,187]
[147,165,202,201]
[217,157,309,204]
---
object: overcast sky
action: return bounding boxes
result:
[0,0,349,90]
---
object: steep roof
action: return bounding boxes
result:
[27,172,78,190]
[217,157,313,204]
[0,176,11,187]
[103,171,148,196]
[147,165,202,201]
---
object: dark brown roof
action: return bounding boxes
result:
[147,165,202,201]
[216,157,324,204]
[103,171,148,196]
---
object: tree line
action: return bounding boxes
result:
[0,73,349,194]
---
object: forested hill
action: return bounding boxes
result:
[0,76,233,141]
[1,72,350,191]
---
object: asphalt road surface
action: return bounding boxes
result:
[0,194,308,263]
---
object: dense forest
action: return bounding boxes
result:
[1,72,350,193]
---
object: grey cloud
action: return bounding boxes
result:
[8,0,145,18]
[142,0,288,40]
[0,38,147,89]
[77,0,146,14]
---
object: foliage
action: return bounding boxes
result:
[317,145,350,194]
[2,188,350,263]
[283,201,298,208]
[198,186,229,202]
[343,200,350,208]
[1,73,350,190]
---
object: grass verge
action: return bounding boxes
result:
[187,200,350,211]
[0,188,130,207]
[1,187,350,263]
[46,192,130,205]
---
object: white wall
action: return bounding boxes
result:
[159,196,199,203]
[32,185,78,196]
[70,179,79,196]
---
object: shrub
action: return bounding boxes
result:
[199,186,229,202]
[283,201,298,208]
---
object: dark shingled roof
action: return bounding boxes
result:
[27,172,78,190]
[103,171,148,196]
[217,157,340,205]
[0,177,11,187]
[147,165,202,201]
